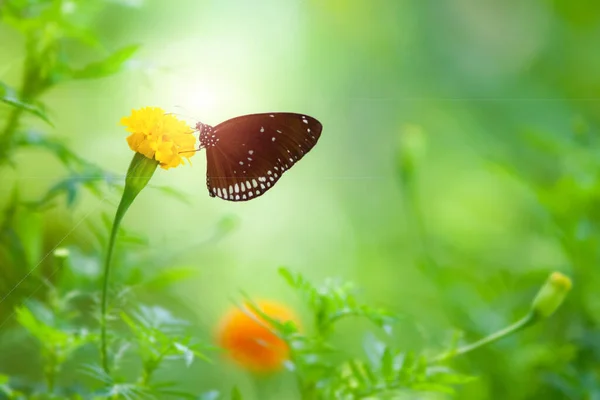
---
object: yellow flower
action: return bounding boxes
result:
[120,107,196,170]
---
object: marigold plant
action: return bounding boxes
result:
[100,107,197,372]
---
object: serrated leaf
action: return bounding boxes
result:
[71,45,140,80]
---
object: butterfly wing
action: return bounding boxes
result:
[205,113,322,201]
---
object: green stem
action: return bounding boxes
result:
[429,311,537,364]
[100,152,158,373]
[141,345,173,386]
[0,107,23,145]
[99,192,129,373]
[0,34,42,164]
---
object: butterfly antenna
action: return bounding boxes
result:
[179,148,203,155]
[168,105,202,122]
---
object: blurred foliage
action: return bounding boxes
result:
[1,0,598,399]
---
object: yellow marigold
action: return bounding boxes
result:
[217,300,299,373]
[120,107,196,169]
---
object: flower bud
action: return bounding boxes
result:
[53,248,69,259]
[531,272,572,319]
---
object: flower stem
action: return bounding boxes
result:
[100,152,158,373]
[99,192,129,373]
[429,311,537,364]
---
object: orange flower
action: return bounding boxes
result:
[217,300,298,373]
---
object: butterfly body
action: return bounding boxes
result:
[196,113,322,202]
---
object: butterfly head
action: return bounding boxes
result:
[195,122,216,148]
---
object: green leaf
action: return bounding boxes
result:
[398,351,416,382]
[278,267,296,287]
[0,82,52,125]
[348,360,368,388]
[410,382,456,394]
[141,266,200,290]
[381,348,394,381]
[427,368,477,385]
[0,374,8,385]
[70,45,141,79]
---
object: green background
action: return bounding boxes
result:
[1,0,600,398]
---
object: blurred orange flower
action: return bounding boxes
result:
[217,300,299,373]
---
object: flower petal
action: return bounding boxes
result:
[121,107,197,169]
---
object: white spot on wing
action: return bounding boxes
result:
[260,127,264,132]
[252,179,258,187]
[249,150,254,155]
[234,183,240,193]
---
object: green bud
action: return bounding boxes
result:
[531,272,572,319]
[123,152,159,208]
[53,248,69,259]
[53,247,69,271]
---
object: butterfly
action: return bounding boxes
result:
[195,113,323,202]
